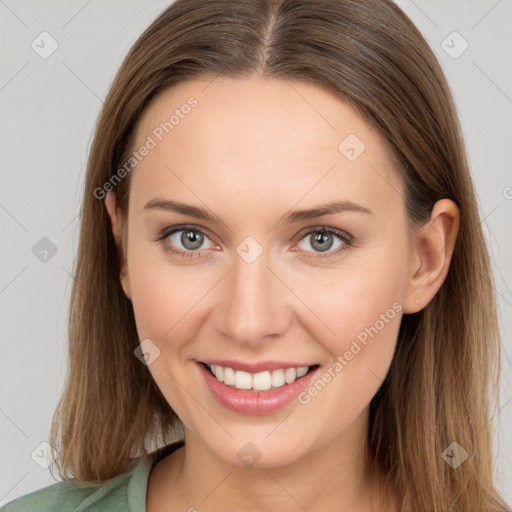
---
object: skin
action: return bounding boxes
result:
[105,75,459,511]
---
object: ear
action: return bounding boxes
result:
[403,198,460,313]
[104,191,131,300]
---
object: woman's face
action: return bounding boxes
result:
[114,75,417,468]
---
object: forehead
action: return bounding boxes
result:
[135,75,384,154]
[129,76,403,219]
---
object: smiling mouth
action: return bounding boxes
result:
[202,362,320,392]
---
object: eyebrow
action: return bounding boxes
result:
[143,198,372,225]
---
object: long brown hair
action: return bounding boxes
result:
[50,1,510,510]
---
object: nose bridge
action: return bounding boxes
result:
[215,243,291,346]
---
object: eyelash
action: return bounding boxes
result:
[156,224,353,260]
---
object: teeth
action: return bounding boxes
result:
[284,368,297,384]
[207,364,311,391]
[253,371,272,391]
[223,366,235,385]
[297,366,308,378]
[224,368,235,386]
[235,370,253,390]
[271,369,285,388]
[213,365,224,382]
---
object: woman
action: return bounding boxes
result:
[3,0,510,511]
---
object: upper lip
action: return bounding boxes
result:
[199,360,317,373]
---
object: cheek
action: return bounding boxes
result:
[329,267,405,357]
[128,260,214,342]
[290,275,404,444]
[285,245,407,417]
[282,248,408,355]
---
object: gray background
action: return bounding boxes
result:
[1,0,511,506]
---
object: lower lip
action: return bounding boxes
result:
[198,362,320,415]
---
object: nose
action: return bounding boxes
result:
[213,247,292,347]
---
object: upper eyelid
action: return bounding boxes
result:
[160,224,215,238]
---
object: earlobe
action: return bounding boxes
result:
[403,199,460,313]
[119,270,132,301]
[104,191,131,300]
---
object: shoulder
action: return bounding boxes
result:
[1,441,184,512]
[1,479,97,512]
[1,454,153,512]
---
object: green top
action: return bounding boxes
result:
[1,440,184,512]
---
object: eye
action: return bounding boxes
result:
[157,225,353,260]
[157,225,217,258]
[295,227,352,258]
